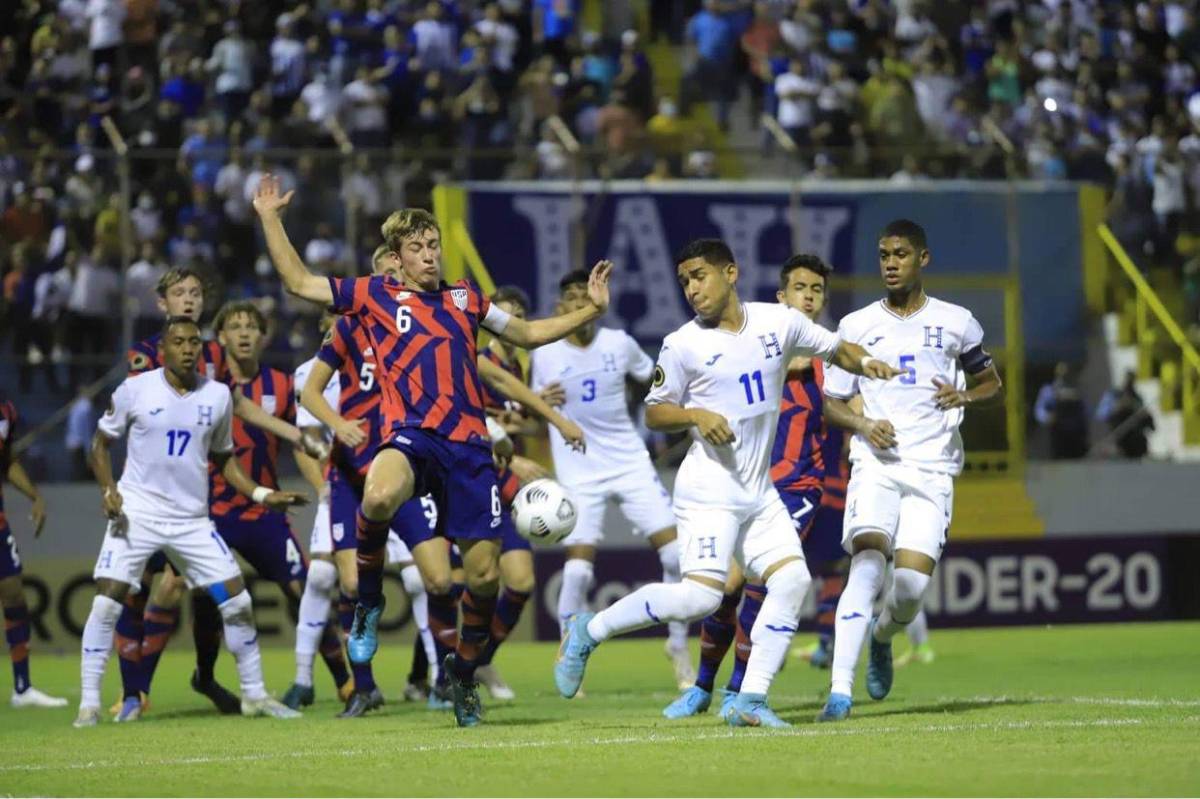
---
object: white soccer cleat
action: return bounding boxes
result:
[475,664,516,701]
[665,642,697,691]
[12,687,69,708]
[73,705,101,728]
[241,696,303,719]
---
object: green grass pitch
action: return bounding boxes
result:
[2,622,1198,796]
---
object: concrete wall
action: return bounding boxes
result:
[1026,461,1200,536]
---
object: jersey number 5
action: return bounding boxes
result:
[899,354,917,385]
[359,362,376,391]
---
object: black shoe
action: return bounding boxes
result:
[191,669,240,714]
[442,654,482,727]
[337,687,385,718]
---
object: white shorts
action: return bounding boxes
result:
[675,492,804,581]
[386,531,411,565]
[843,462,954,561]
[94,515,242,589]
[309,494,333,555]
[562,464,677,548]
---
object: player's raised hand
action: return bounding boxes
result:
[860,418,897,449]
[30,496,46,538]
[263,491,309,512]
[331,417,367,448]
[586,260,613,313]
[556,417,586,452]
[539,381,567,408]
[862,358,904,380]
[691,408,735,446]
[932,377,969,410]
[252,174,294,217]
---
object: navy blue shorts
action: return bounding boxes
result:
[329,464,441,552]
[802,504,847,566]
[499,512,530,554]
[779,486,842,565]
[383,427,503,542]
[0,524,21,579]
[214,513,307,585]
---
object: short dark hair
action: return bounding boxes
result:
[779,254,831,290]
[879,219,927,251]
[162,315,200,336]
[558,269,591,293]
[675,238,734,268]
[212,300,267,333]
[490,285,531,313]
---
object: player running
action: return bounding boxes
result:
[555,239,898,727]
[0,392,67,708]
[530,270,694,690]
[76,316,306,727]
[817,219,1002,722]
[663,253,847,718]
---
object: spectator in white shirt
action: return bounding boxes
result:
[270,13,307,117]
[342,66,389,147]
[85,0,125,70]
[412,1,458,72]
[130,190,162,243]
[300,69,342,128]
[475,4,519,73]
[775,57,820,145]
[342,153,385,222]
[65,247,119,389]
[207,19,255,121]
[126,242,167,340]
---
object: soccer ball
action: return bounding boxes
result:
[512,478,577,544]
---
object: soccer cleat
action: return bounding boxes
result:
[403,680,429,702]
[665,641,697,690]
[281,683,315,710]
[809,638,833,669]
[554,612,597,699]
[816,692,853,722]
[866,618,894,700]
[11,687,69,708]
[337,687,385,718]
[426,682,453,711]
[896,641,936,668]
[719,687,737,718]
[442,654,483,728]
[724,692,790,728]
[114,696,142,722]
[337,677,356,703]
[475,664,515,701]
[191,669,241,714]
[241,696,303,719]
[73,706,100,728]
[662,685,711,719]
[347,599,385,665]
[108,691,149,716]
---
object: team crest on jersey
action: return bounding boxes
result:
[450,287,469,310]
[652,365,665,387]
[130,352,150,371]
[332,523,345,542]
[261,395,277,415]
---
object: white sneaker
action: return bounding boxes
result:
[73,706,101,728]
[241,696,302,719]
[12,687,69,708]
[666,642,697,691]
[475,664,516,701]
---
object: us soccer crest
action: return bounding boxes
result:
[450,288,469,310]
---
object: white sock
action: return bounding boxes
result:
[219,591,266,701]
[294,559,337,687]
[558,558,594,637]
[399,564,436,678]
[875,568,931,643]
[830,549,887,697]
[741,559,811,696]
[586,578,722,643]
[906,608,930,647]
[80,595,122,708]
[657,541,688,651]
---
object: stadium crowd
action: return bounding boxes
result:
[1,0,1200,404]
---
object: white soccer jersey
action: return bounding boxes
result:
[530,327,656,485]
[294,355,340,433]
[824,296,988,476]
[645,302,840,509]
[97,369,234,521]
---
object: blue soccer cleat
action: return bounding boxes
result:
[719,688,737,718]
[866,617,894,700]
[114,696,142,722]
[281,683,314,710]
[816,692,853,722]
[809,637,833,669]
[662,686,712,719]
[347,598,385,665]
[427,681,452,711]
[723,692,790,728]
[554,613,597,699]
[442,655,482,728]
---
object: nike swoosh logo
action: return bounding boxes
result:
[841,612,865,621]
[149,408,164,415]
[705,354,723,366]
[867,336,884,346]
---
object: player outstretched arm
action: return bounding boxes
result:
[89,430,123,521]
[252,175,335,307]
[477,356,586,451]
[824,394,897,449]
[5,456,47,537]
[932,362,1004,409]
[231,393,327,459]
[497,261,613,349]
[645,402,736,445]
[211,450,309,512]
[829,339,903,380]
[293,436,327,494]
[298,359,366,448]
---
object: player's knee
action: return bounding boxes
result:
[400,564,425,597]
[891,567,930,619]
[0,577,24,605]
[681,578,724,618]
[850,530,890,556]
[505,570,535,594]
[216,590,254,626]
[154,575,186,606]
[763,559,811,615]
[561,558,595,590]
[90,593,123,624]
[307,558,338,594]
[361,486,398,520]
[656,539,681,572]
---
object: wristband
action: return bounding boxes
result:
[251,486,272,504]
[485,416,510,446]
[860,355,874,372]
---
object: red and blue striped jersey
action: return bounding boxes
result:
[479,346,525,412]
[820,425,848,512]
[317,316,385,477]
[770,359,826,493]
[327,276,498,447]
[128,333,228,382]
[209,366,294,521]
[0,399,17,530]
